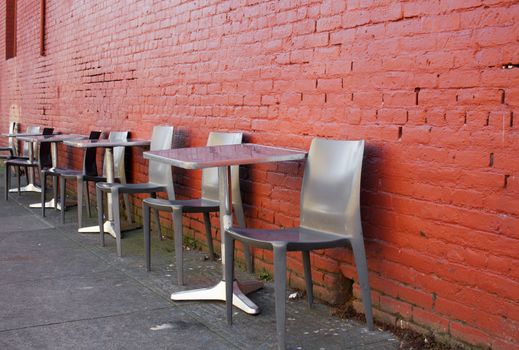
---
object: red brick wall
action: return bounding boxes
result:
[1,1,518,348]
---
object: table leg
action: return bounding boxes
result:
[170,166,262,315]
[9,140,41,193]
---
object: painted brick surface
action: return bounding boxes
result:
[1,1,518,348]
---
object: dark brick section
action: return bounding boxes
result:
[1,1,518,349]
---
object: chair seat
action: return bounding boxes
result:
[5,158,37,167]
[143,197,219,212]
[96,181,167,194]
[46,167,82,177]
[227,226,351,251]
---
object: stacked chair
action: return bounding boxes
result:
[0,121,18,159]
[4,127,54,199]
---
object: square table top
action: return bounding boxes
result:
[17,134,87,143]
[63,139,150,148]
[1,132,61,138]
[143,143,307,170]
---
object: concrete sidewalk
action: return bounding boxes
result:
[0,173,398,349]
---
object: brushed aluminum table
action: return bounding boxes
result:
[64,138,150,236]
[144,143,307,314]
[17,134,87,209]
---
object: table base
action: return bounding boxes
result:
[78,220,141,238]
[9,184,41,193]
[29,198,63,210]
[171,280,263,315]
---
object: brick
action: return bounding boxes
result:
[450,321,493,348]
[380,295,413,319]
[317,78,342,92]
[412,307,449,333]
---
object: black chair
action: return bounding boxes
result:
[40,130,102,219]
[4,127,54,199]
[54,131,130,228]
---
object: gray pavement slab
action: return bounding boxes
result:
[0,307,237,350]
[0,173,399,349]
[0,269,166,332]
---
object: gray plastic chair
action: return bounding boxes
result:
[224,138,373,350]
[0,121,18,159]
[57,131,130,228]
[4,127,53,200]
[41,131,102,218]
[97,126,175,257]
[142,132,251,286]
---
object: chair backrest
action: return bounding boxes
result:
[8,121,17,149]
[38,127,55,169]
[148,126,174,191]
[201,132,243,202]
[300,138,365,237]
[22,126,40,156]
[83,131,102,176]
[103,131,128,178]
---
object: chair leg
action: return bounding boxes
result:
[24,167,29,187]
[84,181,91,218]
[143,202,151,271]
[151,193,162,240]
[60,178,66,224]
[77,177,85,227]
[155,208,163,241]
[97,186,105,246]
[123,193,133,224]
[52,175,58,209]
[41,171,47,217]
[203,212,215,260]
[302,251,313,307]
[5,164,9,200]
[173,209,184,286]
[273,244,288,350]
[17,166,21,195]
[225,233,235,325]
[233,201,253,273]
[112,188,123,257]
[77,178,83,228]
[351,239,374,331]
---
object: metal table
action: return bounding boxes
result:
[17,134,87,209]
[4,132,60,194]
[63,138,150,236]
[144,143,307,314]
